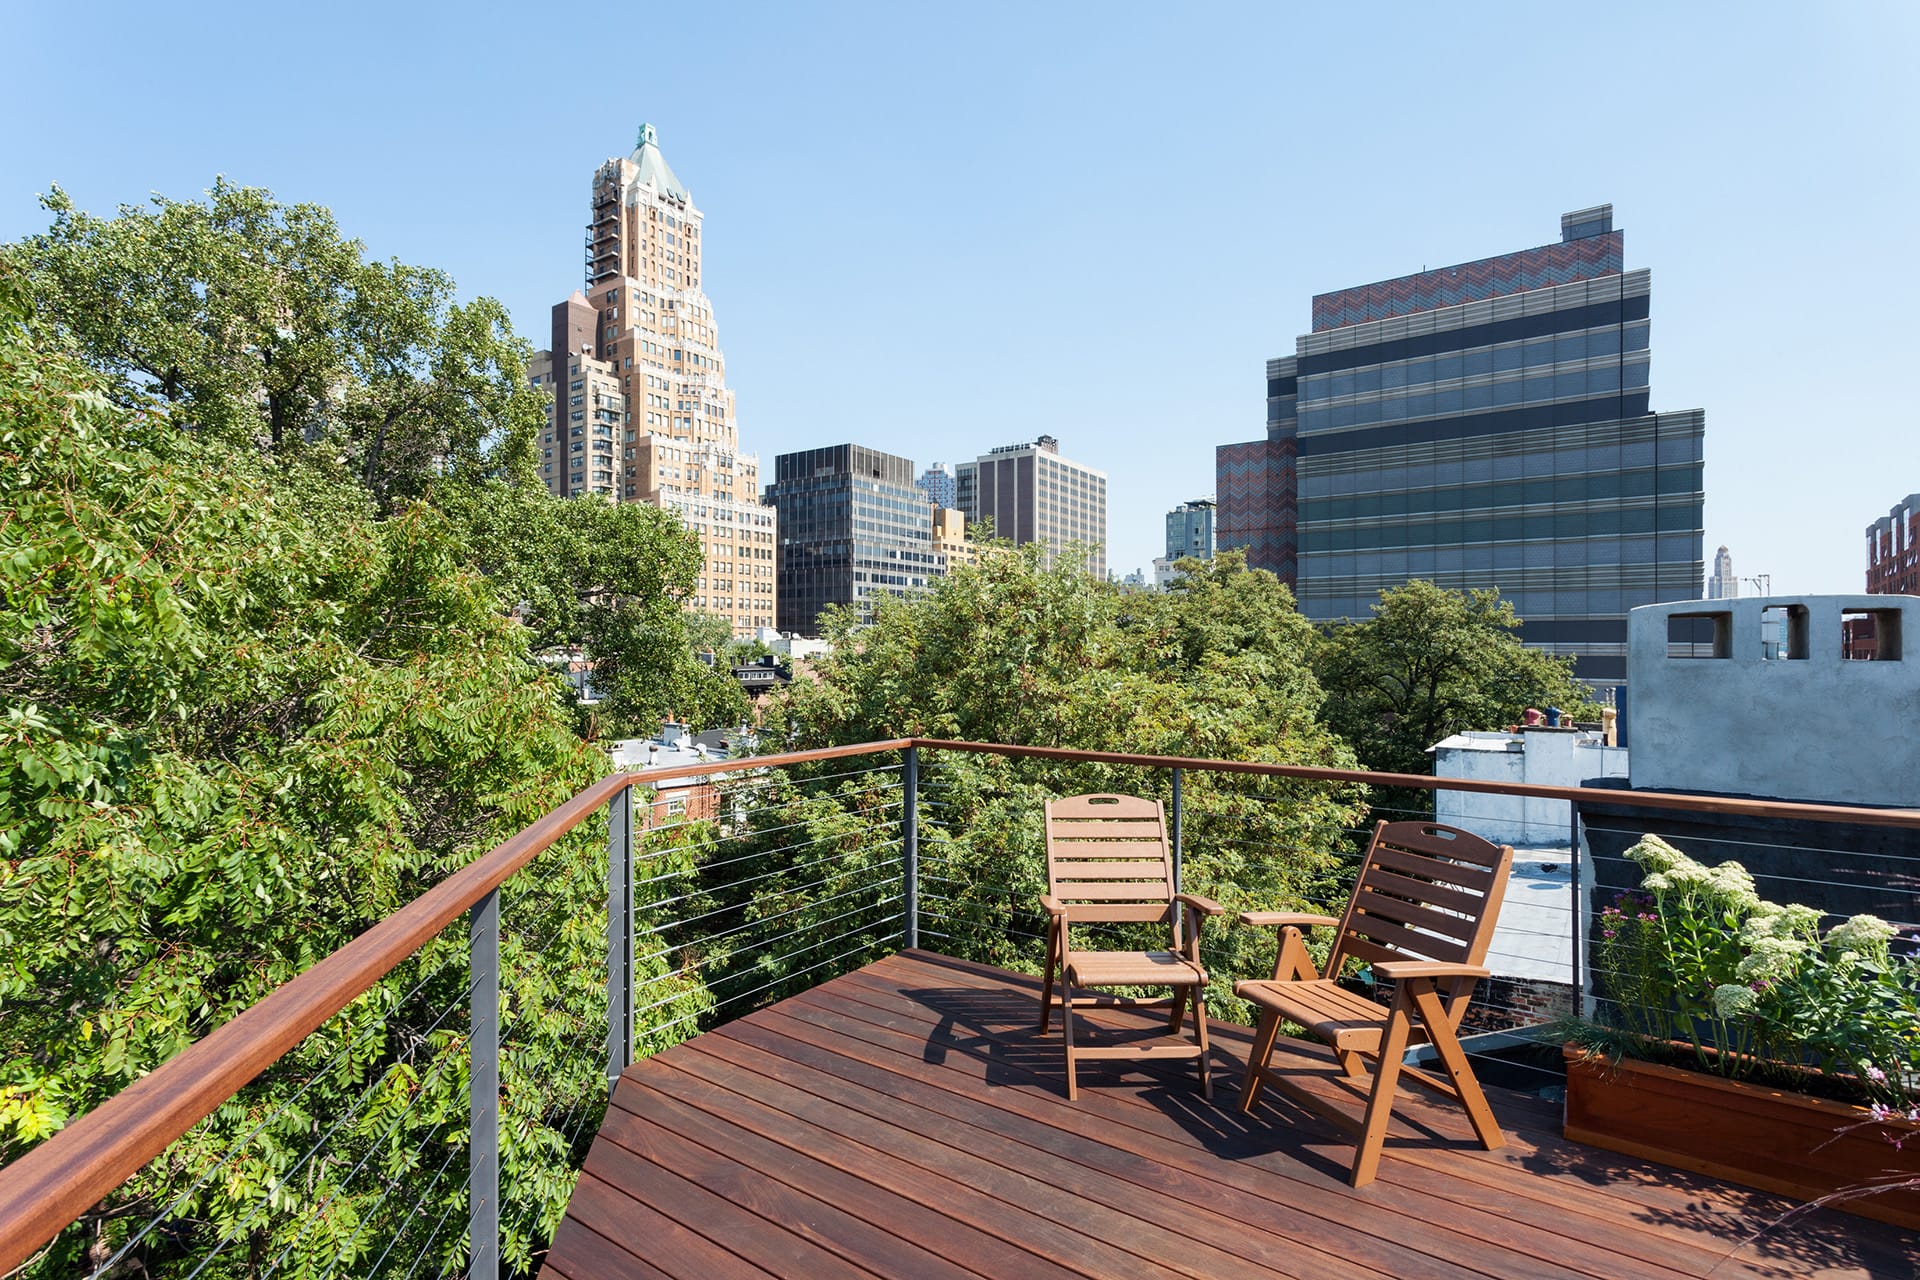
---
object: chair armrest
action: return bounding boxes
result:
[1175,893,1224,916]
[1039,894,1068,918]
[1237,911,1341,930]
[1371,960,1491,981]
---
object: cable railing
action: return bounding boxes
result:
[3,735,1916,1276]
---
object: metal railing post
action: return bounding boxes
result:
[468,887,500,1278]
[903,746,919,951]
[606,784,633,1087]
[1170,767,1184,896]
[1570,799,1588,1018]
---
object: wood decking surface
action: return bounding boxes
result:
[542,949,1917,1279]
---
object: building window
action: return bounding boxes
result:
[1666,612,1730,659]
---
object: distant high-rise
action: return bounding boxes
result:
[955,436,1107,579]
[1217,204,1706,696]
[1165,499,1216,563]
[1706,545,1738,599]
[917,462,957,512]
[531,124,777,636]
[765,444,939,636]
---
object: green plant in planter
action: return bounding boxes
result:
[1587,835,1919,1106]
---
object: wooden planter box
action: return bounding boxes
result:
[1563,1046,1920,1230]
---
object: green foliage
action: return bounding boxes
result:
[757,547,1370,1019]
[1313,580,1604,783]
[449,485,746,739]
[1592,835,1919,1105]
[0,249,621,1274]
[11,180,545,510]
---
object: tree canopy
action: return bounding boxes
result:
[8,180,746,744]
[761,548,1371,1012]
[0,181,729,1272]
[1312,579,1604,780]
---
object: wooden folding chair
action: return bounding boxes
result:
[1235,819,1515,1186]
[1037,793,1223,1099]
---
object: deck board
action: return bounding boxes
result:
[545,950,1918,1279]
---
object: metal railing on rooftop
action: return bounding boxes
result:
[2,738,1915,1276]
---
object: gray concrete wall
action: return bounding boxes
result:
[1627,595,1920,806]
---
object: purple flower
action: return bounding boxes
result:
[1867,1066,1888,1083]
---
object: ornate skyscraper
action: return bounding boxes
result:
[1706,545,1738,599]
[532,124,778,636]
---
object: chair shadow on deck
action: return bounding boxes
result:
[891,961,1918,1279]
[899,970,1478,1188]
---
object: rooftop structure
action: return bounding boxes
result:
[1627,594,1919,806]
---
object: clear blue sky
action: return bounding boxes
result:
[7,3,1915,592]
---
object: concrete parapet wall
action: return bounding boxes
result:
[1626,595,1920,807]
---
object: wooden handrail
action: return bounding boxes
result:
[912,739,1920,830]
[4,731,1915,1270]
[0,738,910,1274]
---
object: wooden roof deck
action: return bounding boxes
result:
[542,950,1916,1280]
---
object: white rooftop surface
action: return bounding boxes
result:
[1484,846,1577,984]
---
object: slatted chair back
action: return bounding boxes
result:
[1044,793,1179,943]
[1326,819,1512,1021]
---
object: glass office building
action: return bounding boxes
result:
[1218,205,1705,693]
[766,444,939,637]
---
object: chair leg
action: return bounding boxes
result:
[1192,986,1211,1100]
[1167,986,1188,1035]
[1411,985,1506,1151]
[1060,971,1079,1101]
[1336,1049,1368,1080]
[1037,919,1060,1033]
[1350,1003,1414,1188]
[1240,1009,1282,1113]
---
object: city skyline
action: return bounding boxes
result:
[6,4,1916,596]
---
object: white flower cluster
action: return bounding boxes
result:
[1630,838,1761,911]
[1735,934,1807,982]
[1741,902,1821,946]
[1824,913,1896,961]
[1623,834,1685,873]
[1711,984,1759,1018]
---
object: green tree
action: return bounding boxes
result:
[1312,580,1604,782]
[752,547,1368,1018]
[11,180,544,510]
[0,262,711,1275]
[450,485,747,739]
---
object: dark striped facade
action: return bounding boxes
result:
[1217,206,1705,694]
